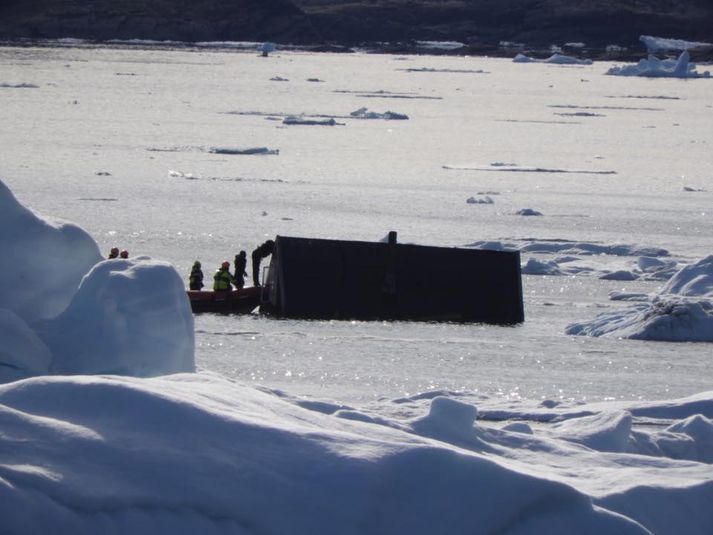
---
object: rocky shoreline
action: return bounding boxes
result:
[1,0,712,62]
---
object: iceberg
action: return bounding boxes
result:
[0,178,194,381]
[606,51,711,78]
[0,180,102,322]
[566,256,713,341]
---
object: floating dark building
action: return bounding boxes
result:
[261,233,524,324]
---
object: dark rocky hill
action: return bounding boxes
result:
[295,0,713,53]
[0,0,319,44]
[1,0,712,58]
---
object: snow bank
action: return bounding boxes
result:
[0,374,654,535]
[567,256,713,341]
[607,51,711,78]
[0,180,102,322]
[0,179,194,381]
[513,53,593,65]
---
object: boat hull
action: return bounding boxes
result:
[187,287,261,314]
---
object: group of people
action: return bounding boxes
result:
[188,240,275,292]
[108,247,129,259]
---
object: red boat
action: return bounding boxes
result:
[187,286,263,314]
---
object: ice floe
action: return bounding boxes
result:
[0,83,39,88]
[283,116,340,126]
[607,51,711,78]
[599,270,639,281]
[151,145,279,155]
[350,107,409,120]
[472,239,681,282]
[466,195,495,205]
[209,147,279,155]
[640,35,713,53]
[513,53,593,65]
[415,41,466,51]
[567,256,713,341]
[469,239,669,258]
[444,162,616,175]
[334,89,442,100]
[521,258,564,275]
[516,208,543,216]
[397,67,488,74]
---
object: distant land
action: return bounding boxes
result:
[1,0,712,59]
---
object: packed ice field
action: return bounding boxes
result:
[1,42,713,534]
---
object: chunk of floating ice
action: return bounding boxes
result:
[516,208,543,216]
[414,40,466,51]
[466,196,494,204]
[398,67,488,74]
[443,164,616,175]
[350,107,409,120]
[640,35,713,53]
[168,170,199,179]
[513,53,593,65]
[567,256,713,341]
[661,255,713,297]
[467,239,669,258]
[606,51,711,78]
[599,270,639,281]
[0,82,39,88]
[209,147,279,155]
[609,291,651,302]
[521,258,563,275]
[283,116,339,126]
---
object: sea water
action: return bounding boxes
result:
[1,44,712,405]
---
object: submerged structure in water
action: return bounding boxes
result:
[261,232,524,324]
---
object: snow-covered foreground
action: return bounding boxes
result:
[1,43,713,533]
[4,372,713,534]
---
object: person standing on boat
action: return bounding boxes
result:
[251,240,274,287]
[233,251,248,289]
[213,261,235,292]
[189,261,204,291]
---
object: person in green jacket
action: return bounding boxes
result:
[213,261,235,292]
